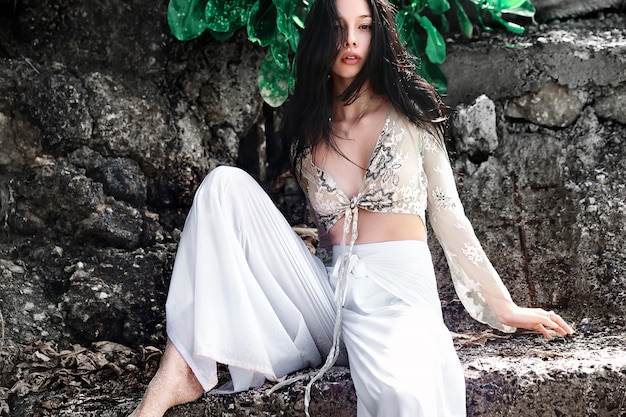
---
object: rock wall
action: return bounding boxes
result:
[0,0,266,349]
[1,0,625,416]
[438,12,626,333]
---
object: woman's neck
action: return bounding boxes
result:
[332,93,373,124]
[332,79,378,117]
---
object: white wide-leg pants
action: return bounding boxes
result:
[165,166,466,416]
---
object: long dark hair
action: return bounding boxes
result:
[283,0,447,176]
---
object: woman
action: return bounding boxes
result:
[131,0,574,416]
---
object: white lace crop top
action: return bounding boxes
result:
[295,106,516,333]
[301,106,429,236]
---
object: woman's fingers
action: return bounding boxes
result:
[535,323,553,339]
[503,306,575,339]
[531,309,574,339]
[545,310,575,336]
[488,299,575,339]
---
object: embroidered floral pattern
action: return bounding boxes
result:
[462,243,484,265]
[464,277,483,292]
[422,134,441,154]
[432,187,456,211]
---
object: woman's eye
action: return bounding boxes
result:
[360,23,372,30]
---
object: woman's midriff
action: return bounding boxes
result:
[327,211,427,246]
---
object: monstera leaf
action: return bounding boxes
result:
[167,0,536,106]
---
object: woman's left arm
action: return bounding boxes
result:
[421,129,574,338]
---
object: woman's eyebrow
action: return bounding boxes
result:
[338,14,373,21]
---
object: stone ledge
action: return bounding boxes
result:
[163,332,626,417]
[442,12,626,106]
[463,333,626,416]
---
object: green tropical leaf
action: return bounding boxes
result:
[167,0,210,41]
[454,0,473,37]
[204,0,251,34]
[440,13,449,32]
[276,11,299,51]
[406,29,446,93]
[406,20,426,58]
[419,56,447,92]
[292,14,305,29]
[207,28,236,40]
[258,47,290,107]
[275,0,310,51]
[418,15,446,64]
[501,0,536,17]
[466,0,493,11]
[395,9,412,41]
[270,33,290,70]
[410,0,428,12]
[426,0,450,15]
[498,0,529,9]
[493,14,525,33]
[473,4,494,31]
[248,0,277,47]
[397,10,420,56]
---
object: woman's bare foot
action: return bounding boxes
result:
[129,339,204,417]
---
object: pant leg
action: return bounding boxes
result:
[165,166,336,392]
[340,242,466,417]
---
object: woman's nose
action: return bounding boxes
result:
[344,30,358,48]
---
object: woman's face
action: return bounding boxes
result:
[330,0,373,85]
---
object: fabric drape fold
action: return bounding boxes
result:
[166,166,337,392]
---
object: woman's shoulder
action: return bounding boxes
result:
[388,106,434,138]
[388,106,448,156]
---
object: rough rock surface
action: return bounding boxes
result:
[442,12,626,107]
[0,1,625,416]
[533,0,626,21]
[4,332,625,416]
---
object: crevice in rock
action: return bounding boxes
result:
[511,171,537,306]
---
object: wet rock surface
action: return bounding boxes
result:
[0,1,625,416]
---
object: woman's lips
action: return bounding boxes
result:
[341,52,361,64]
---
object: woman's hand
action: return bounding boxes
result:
[486,298,575,339]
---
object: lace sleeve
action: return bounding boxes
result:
[422,132,516,333]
